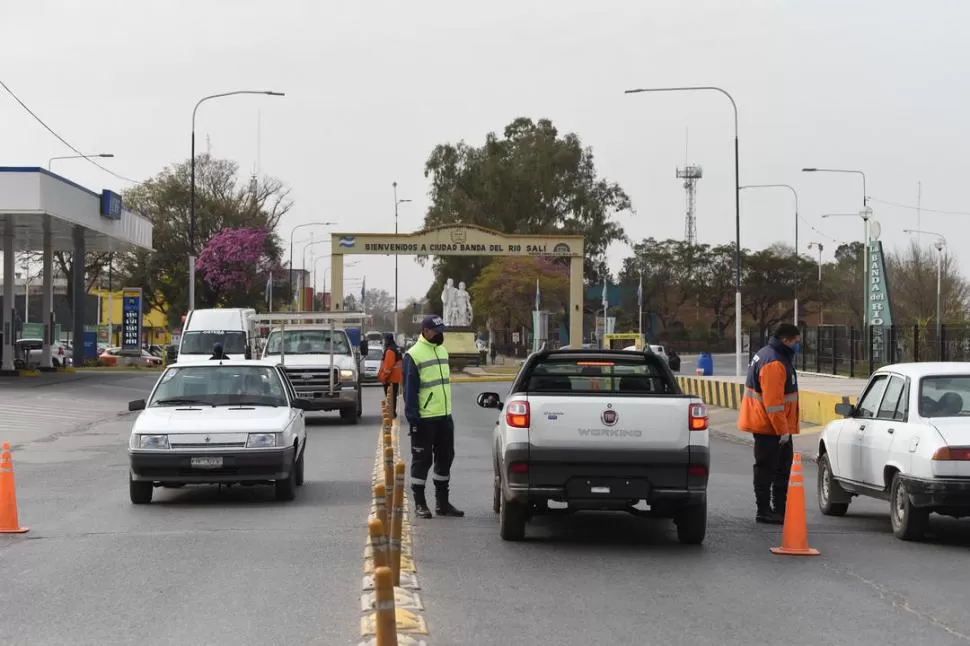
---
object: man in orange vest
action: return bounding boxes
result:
[738,323,801,525]
[378,333,403,418]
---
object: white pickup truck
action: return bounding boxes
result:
[476,348,710,543]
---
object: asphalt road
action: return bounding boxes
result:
[0,374,384,646]
[409,383,970,646]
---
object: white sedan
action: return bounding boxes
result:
[127,360,310,504]
[817,362,970,540]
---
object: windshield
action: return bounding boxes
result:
[180,330,248,355]
[367,347,385,360]
[264,329,351,355]
[150,365,287,407]
[919,376,970,417]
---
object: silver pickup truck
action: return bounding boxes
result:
[477,348,710,544]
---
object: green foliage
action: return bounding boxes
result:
[420,117,631,305]
[116,155,291,326]
[469,257,569,332]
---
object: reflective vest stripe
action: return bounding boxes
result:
[416,358,448,370]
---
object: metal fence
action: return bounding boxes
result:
[748,324,970,378]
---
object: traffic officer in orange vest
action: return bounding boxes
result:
[378,333,403,418]
[738,323,801,525]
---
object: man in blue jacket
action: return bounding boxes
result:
[403,315,465,520]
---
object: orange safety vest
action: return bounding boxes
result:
[378,347,403,385]
[738,339,800,436]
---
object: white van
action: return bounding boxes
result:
[177,308,257,364]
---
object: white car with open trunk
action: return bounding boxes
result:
[817,362,970,540]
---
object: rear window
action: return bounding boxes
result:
[524,354,675,394]
[919,375,970,417]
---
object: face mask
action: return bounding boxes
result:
[792,342,801,354]
[430,332,444,345]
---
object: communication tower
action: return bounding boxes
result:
[676,164,703,246]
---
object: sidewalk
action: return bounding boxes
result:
[708,407,819,461]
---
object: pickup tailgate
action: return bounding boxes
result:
[520,352,702,493]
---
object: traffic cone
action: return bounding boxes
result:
[770,452,818,556]
[0,441,29,534]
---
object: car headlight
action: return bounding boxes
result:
[340,369,355,381]
[246,432,280,448]
[137,434,170,449]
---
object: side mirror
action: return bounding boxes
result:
[291,398,311,411]
[476,392,502,410]
[834,402,855,418]
[128,399,146,412]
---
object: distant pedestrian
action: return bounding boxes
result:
[738,323,801,525]
[378,333,403,418]
[489,343,497,365]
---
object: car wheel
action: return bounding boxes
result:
[499,486,527,541]
[492,473,501,514]
[341,406,359,425]
[674,501,707,545]
[129,474,153,504]
[275,458,298,502]
[817,453,849,516]
[294,446,305,487]
[890,473,929,541]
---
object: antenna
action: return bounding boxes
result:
[676,163,703,246]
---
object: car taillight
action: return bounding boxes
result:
[510,462,529,474]
[689,403,708,431]
[932,446,970,461]
[506,401,530,428]
[687,464,707,478]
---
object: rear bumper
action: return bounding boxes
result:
[129,446,295,484]
[901,474,970,509]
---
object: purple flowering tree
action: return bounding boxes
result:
[196,227,279,306]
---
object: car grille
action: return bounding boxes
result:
[170,442,247,449]
[285,367,339,390]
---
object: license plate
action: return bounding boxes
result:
[590,486,611,495]
[190,457,223,468]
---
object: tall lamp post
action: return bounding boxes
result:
[807,242,824,324]
[287,221,337,307]
[48,153,114,171]
[822,211,874,328]
[740,184,799,323]
[903,228,947,342]
[392,182,412,339]
[625,85,744,376]
[189,90,285,311]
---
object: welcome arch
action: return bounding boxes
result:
[329,224,585,345]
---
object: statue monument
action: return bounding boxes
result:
[441,278,473,327]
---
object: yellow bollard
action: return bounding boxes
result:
[374,483,388,532]
[384,446,394,514]
[368,517,389,571]
[390,460,406,585]
[373,566,398,646]
[384,431,393,454]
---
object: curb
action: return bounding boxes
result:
[358,410,430,646]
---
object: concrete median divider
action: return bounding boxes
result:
[676,375,858,427]
[360,388,429,646]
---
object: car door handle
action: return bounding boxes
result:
[887,428,894,434]
[858,424,866,431]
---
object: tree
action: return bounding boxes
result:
[741,248,817,332]
[619,238,701,331]
[420,117,631,305]
[469,256,569,335]
[117,155,291,327]
[196,227,280,307]
[687,244,737,340]
[363,289,395,330]
[887,241,969,324]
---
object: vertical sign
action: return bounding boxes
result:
[121,287,143,354]
[868,241,894,363]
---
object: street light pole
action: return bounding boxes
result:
[287,221,337,309]
[822,211,873,329]
[807,242,824,325]
[903,228,947,343]
[189,90,284,312]
[392,182,412,339]
[624,85,744,376]
[740,184,799,323]
[48,153,114,171]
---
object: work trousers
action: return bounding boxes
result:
[382,382,400,416]
[409,415,456,494]
[753,434,794,513]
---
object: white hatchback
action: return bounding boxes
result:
[127,360,310,504]
[817,362,970,540]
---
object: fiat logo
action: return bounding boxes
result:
[601,409,618,426]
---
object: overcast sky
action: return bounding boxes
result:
[3,0,968,305]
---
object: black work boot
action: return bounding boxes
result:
[412,486,432,519]
[755,491,783,524]
[434,485,465,517]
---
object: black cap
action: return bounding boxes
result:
[422,315,446,332]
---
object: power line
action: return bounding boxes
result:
[799,215,848,246]
[869,196,970,217]
[0,78,139,184]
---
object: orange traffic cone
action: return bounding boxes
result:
[770,452,817,556]
[0,441,29,534]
